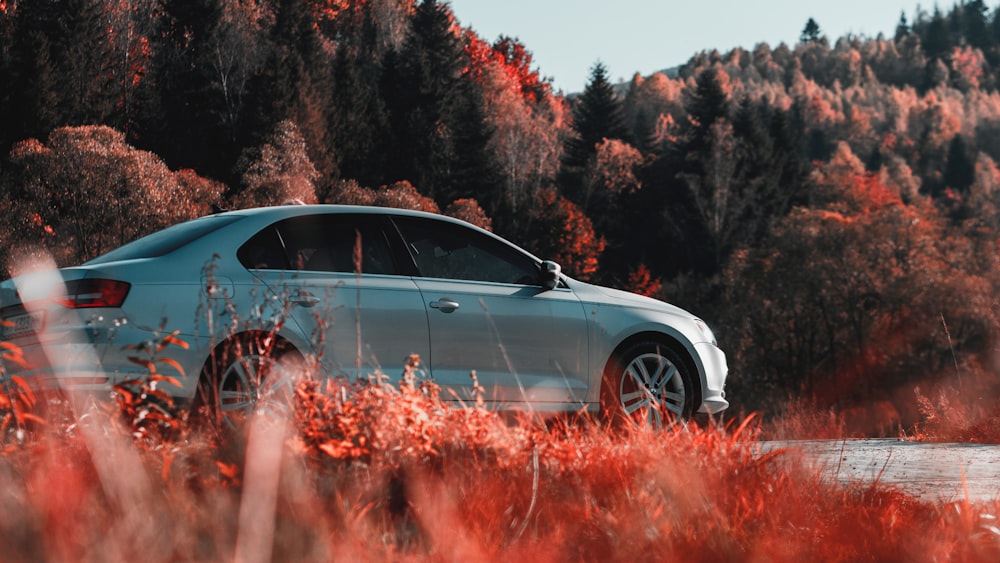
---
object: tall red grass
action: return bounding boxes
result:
[0,352,998,562]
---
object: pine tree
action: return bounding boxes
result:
[5,1,61,148]
[923,7,951,61]
[800,18,822,43]
[329,3,392,189]
[660,67,736,276]
[992,6,1000,49]
[682,68,731,159]
[943,134,975,195]
[381,0,495,206]
[263,0,336,194]
[894,11,910,42]
[144,0,230,176]
[106,0,159,139]
[4,0,115,149]
[562,61,628,171]
[0,5,14,152]
[559,61,628,210]
[964,0,990,50]
[56,0,116,126]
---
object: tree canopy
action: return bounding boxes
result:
[5,0,1000,426]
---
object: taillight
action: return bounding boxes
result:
[59,279,131,308]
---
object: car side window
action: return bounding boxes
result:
[237,226,289,270]
[393,216,539,285]
[238,215,397,275]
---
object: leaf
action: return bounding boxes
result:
[319,440,350,459]
[114,384,135,403]
[162,331,190,350]
[1,345,31,370]
[155,358,185,378]
[128,357,156,373]
[216,461,240,480]
[10,376,37,405]
[18,412,46,426]
[151,373,183,388]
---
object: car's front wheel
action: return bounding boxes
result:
[194,333,306,430]
[600,340,695,427]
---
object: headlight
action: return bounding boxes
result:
[693,319,717,346]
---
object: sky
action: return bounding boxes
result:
[447,0,931,93]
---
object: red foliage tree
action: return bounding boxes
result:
[444,198,492,231]
[1,126,224,269]
[524,188,605,280]
[326,179,440,214]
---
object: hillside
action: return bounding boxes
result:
[2,0,1000,428]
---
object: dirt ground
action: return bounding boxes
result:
[759,439,1000,503]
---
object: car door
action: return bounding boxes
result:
[236,213,430,380]
[391,215,590,410]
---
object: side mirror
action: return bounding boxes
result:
[539,260,561,291]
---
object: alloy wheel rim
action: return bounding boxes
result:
[217,353,299,427]
[618,352,685,427]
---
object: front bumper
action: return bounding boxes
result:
[695,342,729,414]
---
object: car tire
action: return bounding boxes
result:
[194,333,305,431]
[600,340,695,427]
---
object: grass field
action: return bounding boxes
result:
[1,359,999,563]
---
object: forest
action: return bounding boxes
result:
[3,0,1000,432]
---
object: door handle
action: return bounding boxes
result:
[429,298,460,313]
[289,291,320,308]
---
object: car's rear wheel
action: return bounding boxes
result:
[194,333,305,431]
[600,340,695,427]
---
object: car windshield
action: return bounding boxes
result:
[84,215,242,265]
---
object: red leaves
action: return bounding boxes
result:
[3,126,225,266]
[626,264,662,297]
[215,461,241,486]
[0,340,39,435]
[126,357,186,380]
[30,213,55,237]
[443,198,492,231]
[114,329,190,442]
[292,355,523,469]
[1,341,31,371]
[463,32,550,104]
[528,188,605,280]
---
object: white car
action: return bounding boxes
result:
[0,205,728,425]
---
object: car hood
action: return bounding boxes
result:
[568,279,697,319]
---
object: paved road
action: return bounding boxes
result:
[760,439,1000,503]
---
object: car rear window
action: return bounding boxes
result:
[85,215,242,265]
[237,214,398,274]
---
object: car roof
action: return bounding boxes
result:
[214,203,507,242]
[215,204,461,224]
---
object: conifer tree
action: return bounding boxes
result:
[329,3,393,190]
[923,7,951,60]
[800,18,822,43]
[257,0,335,195]
[4,1,61,149]
[562,61,628,171]
[684,68,731,157]
[4,0,115,149]
[943,134,975,196]
[381,0,495,206]
[0,5,13,152]
[894,11,911,42]
[144,0,230,177]
[964,0,990,50]
[559,61,628,210]
[56,0,116,126]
